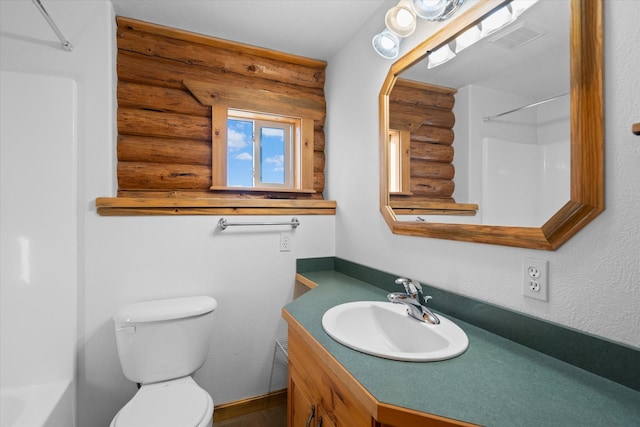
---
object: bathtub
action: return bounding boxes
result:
[1,380,74,427]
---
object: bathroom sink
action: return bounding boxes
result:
[321,301,468,362]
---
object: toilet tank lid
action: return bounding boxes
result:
[113,296,218,324]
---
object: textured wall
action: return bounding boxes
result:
[326,0,640,349]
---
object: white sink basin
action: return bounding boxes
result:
[321,301,469,362]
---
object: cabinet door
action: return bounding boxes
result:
[316,406,337,427]
[289,369,316,427]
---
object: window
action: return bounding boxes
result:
[227,111,293,189]
[210,106,315,194]
[388,129,411,194]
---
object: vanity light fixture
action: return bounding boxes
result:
[374,0,466,58]
[385,0,417,37]
[451,1,538,56]
[510,0,539,18]
[410,0,465,21]
[373,29,402,59]
[480,3,515,36]
[427,43,456,68]
[453,24,481,53]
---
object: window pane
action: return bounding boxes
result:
[260,126,285,184]
[227,119,254,187]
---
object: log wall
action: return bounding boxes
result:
[115,17,327,199]
[389,79,457,203]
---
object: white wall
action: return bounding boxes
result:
[1,1,335,426]
[326,0,640,351]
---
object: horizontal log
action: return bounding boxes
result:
[118,161,211,190]
[117,17,327,72]
[117,25,326,90]
[393,78,457,95]
[410,141,454,163]
[117,51,326,110]
[183,78,325,121]
[390,83,455,110]
[118,108,211,140]
[411,125,454,145]
[117,135,211,166]
[410,178,455,198]
[118,81,210,117]
[389,102,455,131]
[410,159,454,179]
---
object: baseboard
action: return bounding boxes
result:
[213,389,287,422]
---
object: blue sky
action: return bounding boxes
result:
[227,119,285,187]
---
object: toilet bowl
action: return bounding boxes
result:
[110,296,217,427]
[110,377,213,427]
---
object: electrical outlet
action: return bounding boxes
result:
[280,232,292,252]
[522,258,548,301]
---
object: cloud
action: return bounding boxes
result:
[228,128,249,151]
[234,152,252,161]
[265,154,284,171]
[261,128,284,137]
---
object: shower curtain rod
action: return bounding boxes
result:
[32,0,73,52]
[483,92,569,122]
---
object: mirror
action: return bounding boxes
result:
[379,0,603,250]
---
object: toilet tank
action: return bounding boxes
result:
[113,296,217,384]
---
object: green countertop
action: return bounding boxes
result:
[284,270,640,426]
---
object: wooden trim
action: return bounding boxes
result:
[210,186,316,194]
[295,273,318,290]
[390,200,478,212]
[183,79,325,121]
[632,122,640,135]
[116,17,327,68]
[300,118,315,192]
[213,389,287,422]
[96,197,337,216]
[211,105,228,188]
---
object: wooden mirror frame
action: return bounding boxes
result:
[379,0,603,250]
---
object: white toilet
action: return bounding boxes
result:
[110,296,218,427]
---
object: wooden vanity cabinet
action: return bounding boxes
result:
[285,311,478,427]
[288,326,370,427]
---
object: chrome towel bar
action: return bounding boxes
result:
[218,217,300,230]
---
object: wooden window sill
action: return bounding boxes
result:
[96,197,336,216]
[389,200,478,216]
[209,186,316,194]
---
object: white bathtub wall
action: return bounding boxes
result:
[538,94,571,220]
[0,71,78,390]
[481,137,540,226]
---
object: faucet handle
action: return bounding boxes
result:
[395,277,422,297]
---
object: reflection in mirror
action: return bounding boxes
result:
[391,0,570,227]
[380,0,603,249]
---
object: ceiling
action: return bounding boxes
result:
[401,0,570,100]
[109,0,387,61]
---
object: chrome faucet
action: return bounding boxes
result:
[387,277,440,324]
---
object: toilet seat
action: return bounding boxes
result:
[111,377,213,427]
